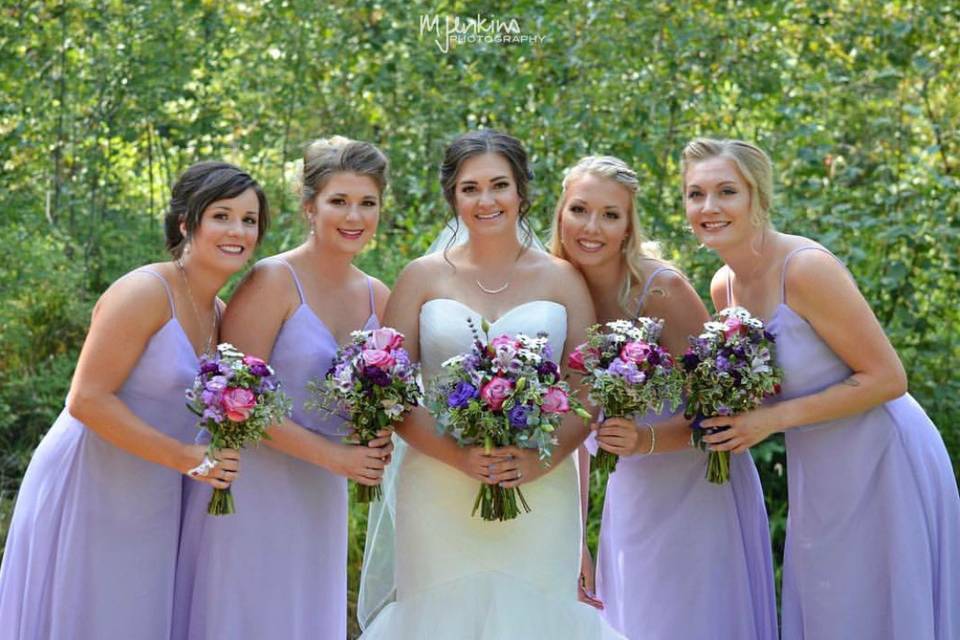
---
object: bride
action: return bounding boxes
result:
[358,130,625,639]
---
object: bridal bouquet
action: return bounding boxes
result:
[186,343,292,515]
[682,307,782,484]
[427,318,590,522]
[568,318,684,473]
[307,327,421,502]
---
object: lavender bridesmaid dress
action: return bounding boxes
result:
[763,246,960,640]
[0,270,199,640]
[173,259,378,640]
[593,267,778,640]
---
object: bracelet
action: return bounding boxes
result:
[641,423,656,455]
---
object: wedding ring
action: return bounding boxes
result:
[187,454,219,478]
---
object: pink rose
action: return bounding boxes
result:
[567,348,588,373]
[490,335,520,350]
[620,341,651,364]
[362,348,396,370]
[542,386,570,414]
[221,387,256,422]
[480,376,514,411]
[723,317,743,340]
[371,327,403,351]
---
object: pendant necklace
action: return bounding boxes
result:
[176,259,218,356]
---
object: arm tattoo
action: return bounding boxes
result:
[841,377,861,387]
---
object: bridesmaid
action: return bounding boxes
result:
[173,136,392,640]
[549,155,778,639]
[685,137,960,640]
[0,161,266,639]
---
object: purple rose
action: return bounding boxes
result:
[508,403,533,429]
[447,381,478,408]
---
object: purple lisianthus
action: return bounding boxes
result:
[647,349,662,366]
[199,359,220,375]
[508,403,532,429]
[682,352,700,372]
[716,355,731,372]
[608,357,644,384]
[363,365,390,387]
[447,381,478,408]
[202,406,224,423]
[537,360,559,380]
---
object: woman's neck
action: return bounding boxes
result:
[578,257,627,321]
[715,227,780,286]
[303,238,357,283]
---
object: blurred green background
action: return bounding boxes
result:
[2,1,957,637]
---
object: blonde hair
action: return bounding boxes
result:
[297,135,389,209]
[548,155,666,311]
[681,138,773,228]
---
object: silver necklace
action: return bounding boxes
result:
[476,278,510,295]
[176,259,217,355]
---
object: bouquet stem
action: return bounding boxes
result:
[594,448,620,474]
[207,487,235,516]
[472,484,531,521]
[356,483,382,503]
[705,450,730,484]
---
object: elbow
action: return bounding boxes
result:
[886,367,908,401]
[66,387,97,423]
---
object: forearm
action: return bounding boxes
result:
[578,445,591,537]
[263,417,342,469]
[68,392,190,471]
[635,412,694,455]
[770,372,904,431]
[394,406,465,469]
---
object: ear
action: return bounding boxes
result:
[179,218,187,238]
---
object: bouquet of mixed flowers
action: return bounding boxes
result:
[186,343,292,515]
[307,327,421,502]
[568,318,684,473]
[682,307,782,484]
[427,318,590,522]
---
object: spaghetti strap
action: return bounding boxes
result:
[780,245,847,304]
[635,266,683,316]
[270,258,306,304]
[365,276,376,317]
[136,269,176,317]
[725,268,735,307]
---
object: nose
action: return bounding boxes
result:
[583,212,601,232]
[345,204,362,220]
[478,189,495,207]
[703,192,720,213]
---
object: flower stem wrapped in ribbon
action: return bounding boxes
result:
[186,343,292,515]
[682,307,782,484]
[568,318,683,473]
[307,327,421,502]
[427,318,590,522]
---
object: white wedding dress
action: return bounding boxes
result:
[359,298,626,640]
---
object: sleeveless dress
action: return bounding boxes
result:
[0,269,199,640]
[593,267,778,640]
[173,260,378,640]
[359,299,626,640]
[745,246,960,640]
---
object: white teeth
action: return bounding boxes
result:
[702,221,730,229]
[219,245,244,254]
[577,240,604,250]
[338,229,363,238]
[476,211,502,220]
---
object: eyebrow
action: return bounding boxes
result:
[460,175,511,185]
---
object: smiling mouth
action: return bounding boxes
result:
[701,221,731,230]
[218,244,245,255]
[476,210,503,221]
[337,228,365,240]
[576,239,605,252]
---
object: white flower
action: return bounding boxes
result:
[441,354,466,368]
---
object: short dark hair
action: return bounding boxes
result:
[164,161,270,258]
